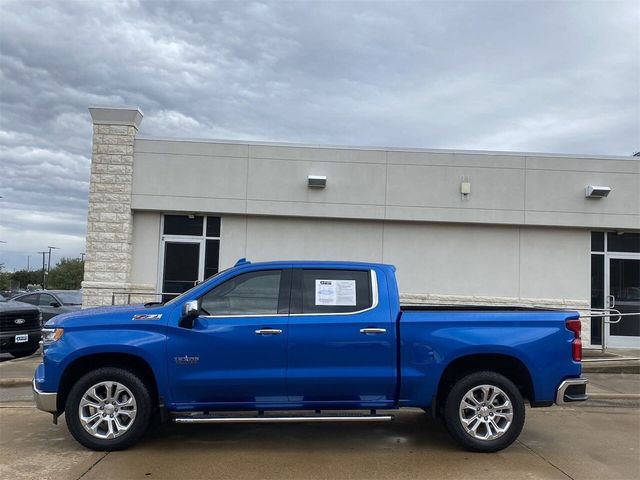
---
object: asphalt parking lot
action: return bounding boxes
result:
[1,354,639,480]
[0,352,19,362]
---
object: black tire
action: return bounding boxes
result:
[10,348,38,358]
[443,371,525,453]
[65,367,152,451]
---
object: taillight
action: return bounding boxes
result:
[566,318,582,362]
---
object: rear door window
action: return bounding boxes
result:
[299,269,372,314]
[17,294,39,306]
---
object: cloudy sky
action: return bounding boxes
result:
[0,0,638,271]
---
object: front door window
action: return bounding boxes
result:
[200,270,284,316]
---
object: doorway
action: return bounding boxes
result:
[161,240,203,297]
[159,214,221,300]
[591,232,640,348]
[606,256,640,348]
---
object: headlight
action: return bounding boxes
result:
[41,328,64,345]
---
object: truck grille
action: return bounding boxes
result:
[0,310,40,332]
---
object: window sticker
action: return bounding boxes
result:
[315,279,357,306]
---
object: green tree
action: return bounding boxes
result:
[10,269,44,289]
[0,263,10,291]
[48,258,84,290]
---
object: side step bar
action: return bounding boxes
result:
[173,413,394,424]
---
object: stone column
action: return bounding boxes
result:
[82,106,143,307]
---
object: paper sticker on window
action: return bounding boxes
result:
[315,279,356,306]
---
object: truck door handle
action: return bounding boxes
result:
[255,328,283,335]
[360,328,387,335]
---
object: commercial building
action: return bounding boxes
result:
[82,106,640,348]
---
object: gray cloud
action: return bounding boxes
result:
[0,0,638,270]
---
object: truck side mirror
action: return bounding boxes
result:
[179,300,200,329]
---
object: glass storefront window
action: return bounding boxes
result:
[163,215,204,236]
[205,239,220,280]
[590,254,604,345]
[607,232,640,253]
[591,232,604,252]
[206,216,221,237]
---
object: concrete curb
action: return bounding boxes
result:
[0,403,35,408]
[0,378,32,387]
[582,365,640,374]
[588,393,640,400]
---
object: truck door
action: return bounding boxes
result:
[167,268,291,408]
[286,268,396,408]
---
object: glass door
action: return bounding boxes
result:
[157,215,222,301]
[606,256,640,348]
[161,239,204,301]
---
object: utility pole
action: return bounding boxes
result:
[27,255,30,271]
[80,253,85,262]
[46,246,60,288]
[37,251,47,288]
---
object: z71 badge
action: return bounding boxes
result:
[132,314,162,320]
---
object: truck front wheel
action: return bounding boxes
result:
[444,371,525,452]
[65,367,152,451]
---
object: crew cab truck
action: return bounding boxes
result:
[33,260,587,452]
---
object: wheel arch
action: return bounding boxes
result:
[56,352,160,414]
[435,353,535,416]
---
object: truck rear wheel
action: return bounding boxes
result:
[65,367,152,451]
[444,371,525,452]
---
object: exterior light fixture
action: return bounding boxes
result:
[585,185,611,198]
[460,176,471,201]
[308,175,327,188]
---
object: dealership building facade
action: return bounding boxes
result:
[82,106,640,349]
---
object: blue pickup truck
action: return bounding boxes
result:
[33,260,587,452]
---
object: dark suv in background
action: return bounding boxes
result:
[0,301,41,358]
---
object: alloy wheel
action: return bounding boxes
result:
[458,384,513,441]
[78,381,137,439]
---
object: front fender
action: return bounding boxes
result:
[38,326,169,403]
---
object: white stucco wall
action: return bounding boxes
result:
[215,215,590,302]
[131,138,640,230]
[130,211,161,288]
[131,213,590,305]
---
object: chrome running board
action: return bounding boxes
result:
[173,412,394,424]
